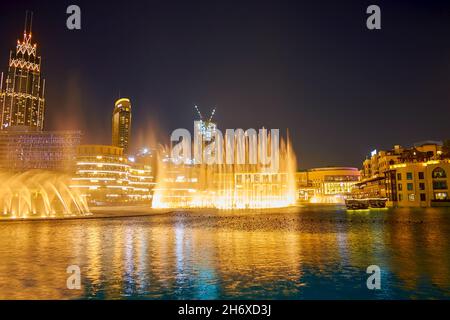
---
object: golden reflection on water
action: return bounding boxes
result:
[0,207,449,299]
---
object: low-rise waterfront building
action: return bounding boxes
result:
[362,141,443,179]
[385,161,450,207]
[297,167,360,203]
[355,141,450,207]
[71,144,154,205]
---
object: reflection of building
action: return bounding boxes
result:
[296,167,360,203]
[354,141,450,207]
[0,13,45,131]
[112,98,131,154]
[0,128,81,172]
[71,145,153,205]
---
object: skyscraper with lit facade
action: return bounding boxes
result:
[112,98,131,154]
[0,14,81,173]
[0,12,45,131]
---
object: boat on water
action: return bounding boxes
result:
[345,198,387,210]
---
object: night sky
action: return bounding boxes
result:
[1,0,449,169]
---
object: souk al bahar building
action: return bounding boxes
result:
[71,144,155,205]
[353,141,450,207]
[0,13,81,172]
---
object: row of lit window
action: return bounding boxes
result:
[397,167,447,181]
[398,181,447,191]
[398,192,448,202]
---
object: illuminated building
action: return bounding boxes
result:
[112,98,131,154]
[0,12,45,131]
[0,128,81,172]
[0,14,82,173]
[384,161,450,207]
[354,141,449,207]
[296,167,360,203]
[128,148,155,202]
[71,145,154,205]
[362,142,443,179]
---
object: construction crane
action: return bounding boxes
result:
[194,105,203,120]
[194,105,216,126]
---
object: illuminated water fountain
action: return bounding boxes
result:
[0,170,90,219]
[152,127,297,209]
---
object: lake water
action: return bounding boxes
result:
[0,206,449,299]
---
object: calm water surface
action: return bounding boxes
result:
[0,206,449,299]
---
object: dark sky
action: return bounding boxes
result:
[1,0,449,169]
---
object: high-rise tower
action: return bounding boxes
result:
[112,98,132,154]
[0,12,46,131]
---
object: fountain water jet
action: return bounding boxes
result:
[152,129,297,209]
[0,170,90,219]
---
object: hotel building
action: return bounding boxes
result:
[354,141,450,207]
[362,142,442,179]
[71,145,153,205]
[385,161,450,207]
[112,98,131,154]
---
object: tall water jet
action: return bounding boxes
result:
[0,170,90,219]
[152,127,297,209]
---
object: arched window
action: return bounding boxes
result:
[432,167,447,179]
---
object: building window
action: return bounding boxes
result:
[434,192,448,200]
[397,173,402,180]
[398,193,403,201]
[406,172,413,180]
[418,172,424,179]
[432,167,447,179]
[398,183,402,191]
[419,183,425,191]
[408,193,415,202]
[420,193,426,201]
[407,183,413,191]
[433,181,448,190]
